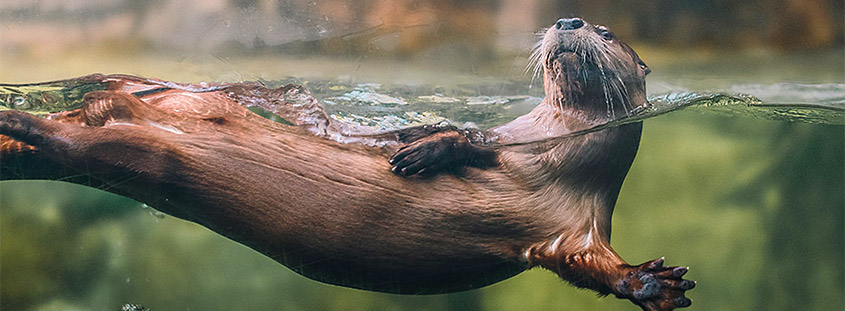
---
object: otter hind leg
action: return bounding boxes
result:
[0,110,92,182]
[92,75,331,138]
[0,91,180,185]
[0,110,65,153]
[531,239,695,311]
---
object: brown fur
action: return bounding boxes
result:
[0,18,694,311]
[0,77,543,294]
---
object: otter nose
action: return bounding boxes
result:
[555,18,584,30]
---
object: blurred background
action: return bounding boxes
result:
[1,1,843,311]
[1,0,842,82]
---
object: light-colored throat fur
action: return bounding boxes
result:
[504,23,647,257]
[491,98,641,261]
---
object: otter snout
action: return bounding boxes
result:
[555,18,584,31]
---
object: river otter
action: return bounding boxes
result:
[0,18,693,310]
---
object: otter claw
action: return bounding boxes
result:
[672,267,688,277]
[647,257,665,271]
[679,280,696,290]
[674,297,692,308]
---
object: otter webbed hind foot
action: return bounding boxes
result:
[616,258,695,311]
[389,130,498,177]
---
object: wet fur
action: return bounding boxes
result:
[0,81,546,294]
[0,18,693,311]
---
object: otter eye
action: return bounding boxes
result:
[638,60,651,75]
[596,26,614,40]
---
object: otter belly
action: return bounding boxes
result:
[139,131,536,294]
[274,240,527,294]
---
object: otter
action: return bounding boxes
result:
[0,18,693,310]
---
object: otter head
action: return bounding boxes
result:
[530,18,650,122]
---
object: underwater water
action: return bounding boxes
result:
[0,49,843,311]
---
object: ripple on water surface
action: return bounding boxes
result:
[2,79,842,132]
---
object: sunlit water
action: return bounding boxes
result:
[2,78,842,138]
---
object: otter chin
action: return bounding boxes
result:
[1,18,692,311]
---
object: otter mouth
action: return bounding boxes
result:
[551,47,599,73]
[554,46,576,55]
[531,31,601,79]
[552,49,577,62]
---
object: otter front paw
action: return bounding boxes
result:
[389,131,468,176]
[615,258,695,311]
